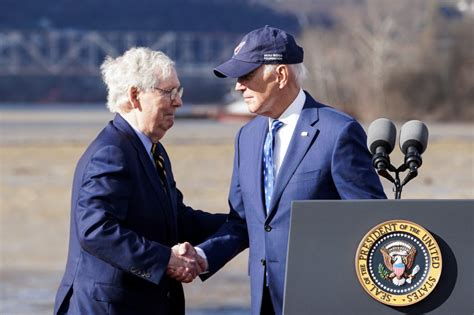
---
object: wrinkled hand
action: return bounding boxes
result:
[180,243,207,273]
[167,242,205,283]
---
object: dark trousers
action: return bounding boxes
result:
[261,275,275,315]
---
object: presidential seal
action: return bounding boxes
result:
[355,220,442,306]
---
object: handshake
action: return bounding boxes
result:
[166,242,207,283]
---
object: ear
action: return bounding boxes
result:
[127,86,142,111]
[275,65,289,89]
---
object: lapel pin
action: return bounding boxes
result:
[301,131,309,137]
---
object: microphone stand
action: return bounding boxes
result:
[374,160,419,200]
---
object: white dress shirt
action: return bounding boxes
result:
[120,114,155,164]
[270,88,306,177]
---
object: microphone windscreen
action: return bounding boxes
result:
[367,118,396,154]
[399,120,429,154]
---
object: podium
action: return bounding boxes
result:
[283,200,473,314]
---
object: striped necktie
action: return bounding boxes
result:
[151,143,168,193]
[263,120,283,213]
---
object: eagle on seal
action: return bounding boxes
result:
[380,241,417,286]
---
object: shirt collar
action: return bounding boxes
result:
[269,88,306,127]
[119,113,153,156]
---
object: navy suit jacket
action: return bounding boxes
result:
[54,114,226,315]
[199,92,386,314]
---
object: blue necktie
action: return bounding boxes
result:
[263,120,283,213]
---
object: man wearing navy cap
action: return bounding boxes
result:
[195,26,386,314]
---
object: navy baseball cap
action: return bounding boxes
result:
[214,25,304,78]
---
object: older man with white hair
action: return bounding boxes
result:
[54,47,226,315]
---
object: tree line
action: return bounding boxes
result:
[298,0,473,121]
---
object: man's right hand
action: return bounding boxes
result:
[167,242,204,283]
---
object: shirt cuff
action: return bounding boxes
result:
[195,246,209,274]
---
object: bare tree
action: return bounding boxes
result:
[301,0,441,121]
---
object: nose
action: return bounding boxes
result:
[235,80,246,91]
[172,94,183,107]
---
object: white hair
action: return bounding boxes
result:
[263,63,308,86]
[100,47,175,113]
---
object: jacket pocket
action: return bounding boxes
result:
[288,169,321,184]
[91,282,163,307]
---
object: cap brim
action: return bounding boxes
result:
[213,58,261,78]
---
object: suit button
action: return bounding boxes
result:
[166,291,171,299]
[260,259,266,266]
[145,273,151,278]
[130,266,138,274]
[264,225,272,232]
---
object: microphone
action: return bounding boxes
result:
[367,118,397,171]
[399,120,429,172]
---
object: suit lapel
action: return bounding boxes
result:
[247,117,268,219]
[112,115,175,227]
[268,94,320,217]
[156,143,177,221]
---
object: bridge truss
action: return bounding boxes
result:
[0,30,240,77]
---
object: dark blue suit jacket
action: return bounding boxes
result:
[199,92,386,314]
[54,114,226,315]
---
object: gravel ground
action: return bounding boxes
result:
[0,106,472,314]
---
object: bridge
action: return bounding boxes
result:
[0,30,240,77]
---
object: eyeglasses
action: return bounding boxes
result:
[153,86,184,101]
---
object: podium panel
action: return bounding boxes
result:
[283,200,473,314]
